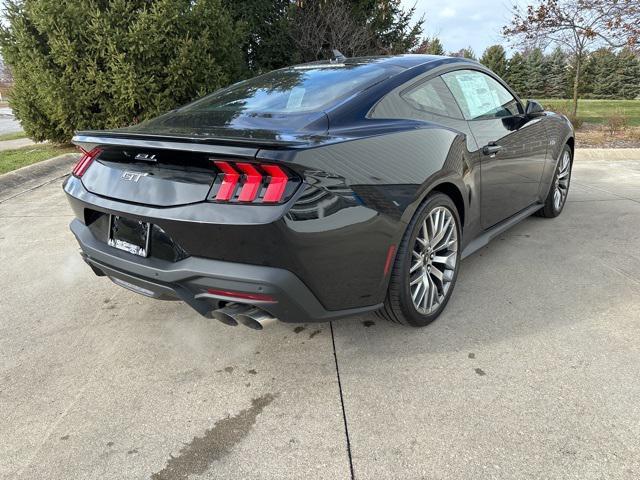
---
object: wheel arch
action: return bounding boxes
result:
[430,182,466,228]
[566,136,575,159]
[401,178,467,232]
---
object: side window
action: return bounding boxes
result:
[401,76,463,119]
[442,70,522,120]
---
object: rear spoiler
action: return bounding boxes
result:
[72,131,308,157]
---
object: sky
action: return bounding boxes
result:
[401,0,525,57]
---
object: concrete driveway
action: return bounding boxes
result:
[1,157,639,479]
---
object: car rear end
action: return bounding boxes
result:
[63,59,411,327]
[64,132,395,328]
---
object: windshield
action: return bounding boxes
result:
[179,63,396,115]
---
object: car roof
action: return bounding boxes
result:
[294,54,479,71]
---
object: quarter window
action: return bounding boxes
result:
[401,76,463,119]
[442,70,522,120]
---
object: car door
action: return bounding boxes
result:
[442,69,548,228]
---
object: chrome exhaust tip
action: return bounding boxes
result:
[211,303,251,327]
[235,307,278,330]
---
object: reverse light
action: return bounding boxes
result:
[210,160,298,204]
[72,147,102,178]
[206,288,277,303]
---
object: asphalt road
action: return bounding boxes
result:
[0,107,24,135]
[1,157,639,480]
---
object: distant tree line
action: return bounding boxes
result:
[478,45,640,101]
[414,37,640,102]
[502,0,639,115]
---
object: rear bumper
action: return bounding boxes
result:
[70,219,380,323]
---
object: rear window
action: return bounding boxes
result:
[180,63,398,114]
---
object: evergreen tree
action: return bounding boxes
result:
[412,37,445,55]
[505,52,527,97]
[451,47,476,60]
[586,48,619,98]
[223,0,295,74]
[0,0,245,143]
[353,0,424,55]
[616,48,640,100]
[480,45,508,78]
[544,48,568,98]
[524,48,546,98]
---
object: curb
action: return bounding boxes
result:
[575,148,640,161]
[0,152,80,203]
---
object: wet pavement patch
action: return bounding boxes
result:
[150,393,276,480]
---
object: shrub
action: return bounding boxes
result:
[543,101,584,130]
[605,112,628,135]
[0,0,246,143]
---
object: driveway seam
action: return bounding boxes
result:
[573,181,640,205]
[330,321,355,480]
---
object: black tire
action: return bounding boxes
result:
[536,144,572,218]
[376,192,462,327]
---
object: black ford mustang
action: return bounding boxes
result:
[64,54,574,329]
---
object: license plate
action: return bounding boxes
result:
[108,215,151,257]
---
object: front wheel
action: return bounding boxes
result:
[377,193,461,327]
[536,144,572,218]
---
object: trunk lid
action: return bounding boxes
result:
[78,146,239,207]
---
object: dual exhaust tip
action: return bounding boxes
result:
[211,303,278,330]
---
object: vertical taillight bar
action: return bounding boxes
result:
[261,165,288,203]
[72,147,102,178]
[236,163,262,202]
[214,161,240,201]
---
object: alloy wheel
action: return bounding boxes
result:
[554,150,571,211]
[409,206,458,315]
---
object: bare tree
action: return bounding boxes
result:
[503,0,640,116]
[291,0,372,62]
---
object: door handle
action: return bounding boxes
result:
[482,143,503,156]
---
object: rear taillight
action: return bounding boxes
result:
[209,160,298,204]
[72,147,102,178]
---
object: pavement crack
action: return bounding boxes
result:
[572,181,640,205]
[150,393,277,480]
[330,321,355,480]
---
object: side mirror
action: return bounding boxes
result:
[525,100,545,116]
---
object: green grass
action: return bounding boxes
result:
[0,144,77,175]
[0,131,28,141]
[539,99,640,126]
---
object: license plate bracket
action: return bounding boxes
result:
[108,215,151,257]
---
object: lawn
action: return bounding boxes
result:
[0,144,77,175]
[539,99,640,126]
